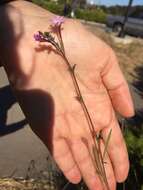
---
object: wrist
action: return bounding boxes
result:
[0,0,54,86]
[0,0,53,49]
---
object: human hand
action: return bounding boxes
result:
[0,1,134,190]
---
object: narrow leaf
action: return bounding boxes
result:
[92,146,102,175]
[103,129,112,160]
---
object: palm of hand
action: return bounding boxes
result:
[0,2,134,190]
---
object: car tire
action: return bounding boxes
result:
[113,23,123,33]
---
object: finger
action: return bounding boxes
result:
[52,138,81,184]
[101,48,134,117]
[69,138,103,190]
[102,114,129,182]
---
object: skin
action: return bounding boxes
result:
[0,1,134,190]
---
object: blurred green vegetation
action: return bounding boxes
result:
[122,116,143,190]
[31,0,107,23]
[31,0,64,15]
[75,8,106,23]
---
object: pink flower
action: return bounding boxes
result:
[33,32,43,42]
[51,16,65,27]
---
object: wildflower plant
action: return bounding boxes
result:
[34,16,112,190]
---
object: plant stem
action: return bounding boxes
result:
[59,49,110,190]
[55,27,110,190]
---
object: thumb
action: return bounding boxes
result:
[101,48,134,117]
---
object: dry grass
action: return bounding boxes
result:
[0,177,87,190]
[0,178,56,190]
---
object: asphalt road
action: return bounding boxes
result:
[0,51,142,178]
[0,67,54,178]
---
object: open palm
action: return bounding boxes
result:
[0,1,134,190]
